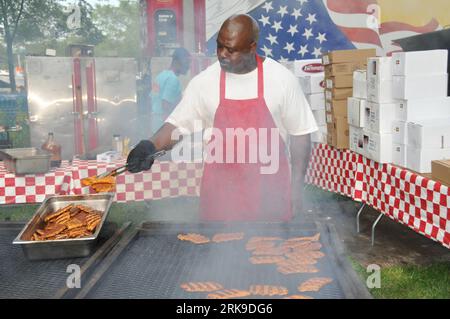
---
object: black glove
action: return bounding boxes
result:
[126,140,157,173]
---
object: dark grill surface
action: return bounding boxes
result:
[0,223,115,299]
[86,223,347,299]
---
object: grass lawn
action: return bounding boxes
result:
[350,258,450,299]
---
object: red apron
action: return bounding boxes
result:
[200,56,292,222]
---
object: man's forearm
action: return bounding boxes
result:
[150,122,181,151]
[289,134,312,212]
[290,134,312,184]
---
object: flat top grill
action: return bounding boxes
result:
[83,222,348,299]
[0,220,370,299]
[0,223,117,299]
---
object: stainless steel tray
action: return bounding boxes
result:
[0,148,51,174]
[12,193,115,261]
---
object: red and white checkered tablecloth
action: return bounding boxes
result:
[70,159,203,203]
[305,144,359,199]
[0,161,71,205]
[306,143,450,249]
[360,158,450,249]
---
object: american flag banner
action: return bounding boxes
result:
[205,0,442,59]
[325,0,441,55]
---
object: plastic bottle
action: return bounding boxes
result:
[41,132,62,167]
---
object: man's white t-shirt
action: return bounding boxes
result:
[166,57,318,142]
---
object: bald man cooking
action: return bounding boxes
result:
[127,14,318,222]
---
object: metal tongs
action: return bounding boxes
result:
[96,150,167,179]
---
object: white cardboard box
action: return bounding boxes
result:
[392,74,448,100]
[395,97,450,122]
[96,151,122,163]
[293,59,324,77]
[392,121,408,144]
[299,75,325,94]
[311,125,327,144]
[366,101,397,134]
[347,97,367,127]
[353,70,367,99]
[367,57,393,81]
[313,109,326,126]
[349,125,365,155]
[392,50,448,76]
[367,78,394,103]
[362,130,393,163]
[392,143,407,167]
[407,146,450,173]
[306,93,325,110]
[407,118,450,149]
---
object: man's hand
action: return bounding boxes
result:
[126,140,157,173]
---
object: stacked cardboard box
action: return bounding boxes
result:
[356,57,396,163]
[391,50,450,172]
[349,50,450,170]
[293,59,327,144]
[322,49,376,149]
[432,159,450,187]
[348,70,367,157]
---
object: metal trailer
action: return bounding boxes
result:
[25,56,140,160]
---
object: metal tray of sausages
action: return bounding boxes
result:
[12,193,114,261]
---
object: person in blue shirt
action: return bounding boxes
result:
[151,48,191,134]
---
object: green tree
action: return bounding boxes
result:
[0,0,104,92]
[92,0,140,58]
[0,0,26,92]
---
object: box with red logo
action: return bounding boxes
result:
[299,75,325,94]
[293,59,324,77]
